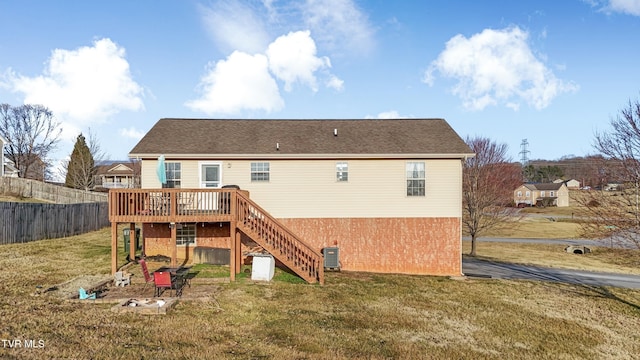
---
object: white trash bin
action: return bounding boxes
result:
[251,254,275,281]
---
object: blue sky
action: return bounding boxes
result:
[1,0,639,167]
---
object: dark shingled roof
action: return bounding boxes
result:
[130,118,473,158]
[523,183,565,191]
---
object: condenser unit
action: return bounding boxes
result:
[323,247,340,270]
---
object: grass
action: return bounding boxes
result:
[0,228,639,359]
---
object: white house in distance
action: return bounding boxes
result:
[109,118,474,282]
[553,178,580,190]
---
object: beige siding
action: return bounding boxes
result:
[142,158,462,218]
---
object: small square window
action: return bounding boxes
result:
[177,223,196,246]
[251,162,270,182]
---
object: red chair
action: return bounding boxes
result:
[139,259,154,293]
[153,271,174,297]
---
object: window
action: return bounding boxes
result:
[164,162,181,188]
[336,162,348,181]
[517,191,522,197]
[406,162,425,196]
[540,191,545,197]
[526,191,530,197]
[251,162,270,182]
[176,223,196,246]
[550,191,555,197]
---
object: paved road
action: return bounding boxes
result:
[462,237,640,289]
[462,257,640,289]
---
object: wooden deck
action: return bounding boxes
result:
[109,188,324,284]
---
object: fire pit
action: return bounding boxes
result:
[111,298,178,315]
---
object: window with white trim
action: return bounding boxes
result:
[517,191,522,197]
[251,162,270,182]
[540,191,546,197]
[406,162,425,196]
[336,162,348,182]
[526,191,530,197]
[550,191,555,197]
[176,223,196,246]
[164,162,181,188]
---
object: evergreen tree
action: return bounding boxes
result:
[65,133,95,190]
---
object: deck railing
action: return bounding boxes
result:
[235,191,324,284]
[108,188,236,223]
[109,188,324,284]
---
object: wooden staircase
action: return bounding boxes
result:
[235,191,324,284]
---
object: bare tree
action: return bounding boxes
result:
[578,97,640,249]
[0,104,62,180]
[463,136,523,256]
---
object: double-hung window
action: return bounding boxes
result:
[164,162,181,188]
[251,162,270,182]
[336,162,348,182]
[406,162,425,196]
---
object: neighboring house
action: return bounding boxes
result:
[514,183,569,207]
[3,158,19,177]
[108,118,474,282]
[94,161,140,189]
[7,153,46,181]
[604,183,623,191]
[553,178,580,190]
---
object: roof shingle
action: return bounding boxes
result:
[129,118,473,158]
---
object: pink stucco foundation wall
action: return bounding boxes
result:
[278,217,462,276]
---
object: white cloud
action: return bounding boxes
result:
[185,51,284,115]
[199,0,375,56]
[326,75,344,91]
[606,0,640,15]
[266,31,330,92]
[198,1,272,54]
[301,0,375,55]
[187,30,343,115]
[424,26,578,111]
[119,127,146,140]
[8,38,144,123]
[365,111,409,119]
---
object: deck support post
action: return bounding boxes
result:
[235,231,242,275]
[129,222,136,261]
[171,223,177,267]
[230,229,237,282]
[111,222,118,275]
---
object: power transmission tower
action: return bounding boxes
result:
[519,139,530,165]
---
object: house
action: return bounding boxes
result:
[514,183,569,207]
[553,178,580,190]
[3,158,19,177]
[108,118,474,283]
[93,161,140,189]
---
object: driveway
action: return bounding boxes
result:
[462,257,640,289]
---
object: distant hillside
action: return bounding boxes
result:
[524,155,624,187]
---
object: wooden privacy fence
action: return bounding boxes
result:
[0,177,108,204]
[0,202,109,244]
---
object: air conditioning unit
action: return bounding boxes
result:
[322,247,340,270]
